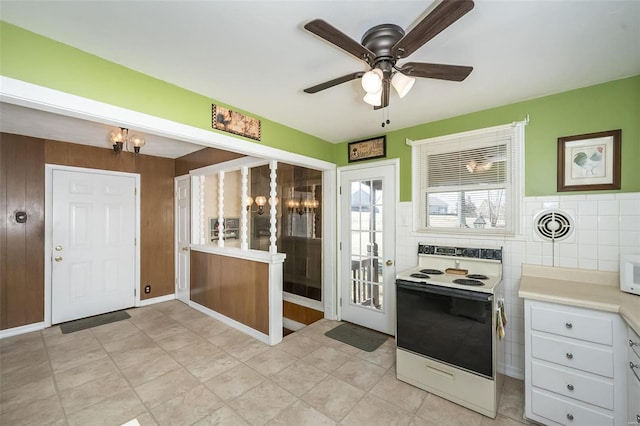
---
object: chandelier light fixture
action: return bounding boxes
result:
[109,127,146,154]
[361,61,416,107]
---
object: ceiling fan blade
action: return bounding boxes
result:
[304,19,376,64]
[399,62,473,81]
[374,79,390,110]
[392,0,474,59]
[303,72,364,94]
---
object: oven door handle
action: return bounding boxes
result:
[396,279,493,302]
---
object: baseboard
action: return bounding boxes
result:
[0,322,45,339]
[283,317,306,331]
[137,294,175,307]
[189,301,273,345]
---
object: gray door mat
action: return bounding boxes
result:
[59,310,131,334]
[324,322,388,352]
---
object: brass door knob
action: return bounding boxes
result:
[181,247,189,252]
[55,245,63,251]
[386,260,393,266]
[54,256,63,262]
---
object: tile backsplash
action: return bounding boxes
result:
[395,192,640,379]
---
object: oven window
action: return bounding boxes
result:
[396,283,493,378]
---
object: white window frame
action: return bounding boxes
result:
[410,120,526,236]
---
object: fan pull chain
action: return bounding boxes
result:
[381,108,390,128]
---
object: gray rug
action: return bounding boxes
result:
[60,310,131,334]
[325,323,387,352]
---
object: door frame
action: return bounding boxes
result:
[44,164,141,328]
[336,158,399,327]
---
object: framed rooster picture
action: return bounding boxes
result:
[557,129,621,192]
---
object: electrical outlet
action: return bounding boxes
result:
[144,285,151,294]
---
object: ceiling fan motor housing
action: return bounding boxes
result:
[361,24,405,66]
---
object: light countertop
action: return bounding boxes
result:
[519,264,640,335]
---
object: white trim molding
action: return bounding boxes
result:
[0,322,45,340]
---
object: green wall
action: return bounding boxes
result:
[334,75,640,201]
[0,21,334,162]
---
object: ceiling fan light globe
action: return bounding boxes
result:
[391,72,415,98]
[363,89,383,106]
[361,69,383,93]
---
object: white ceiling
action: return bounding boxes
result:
[1,0,639,153]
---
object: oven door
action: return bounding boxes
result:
[396,279,494,378]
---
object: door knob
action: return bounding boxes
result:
[386,260,393,266]
[55,245,63,251]
[182,247,189,252]
[54,256,63,262]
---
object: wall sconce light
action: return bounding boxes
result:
[287,197,319,215]
[246,195,277,215]
[109,127,146,154]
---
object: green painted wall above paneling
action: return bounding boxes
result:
[334,75,640,201]
[0,21,334,162]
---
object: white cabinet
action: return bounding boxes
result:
[628,326,640,426]
[524,300,627,425]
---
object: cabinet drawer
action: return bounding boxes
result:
[531,388,614,426]
[531,334,614,378]
[531,361,613,410]
[531,304,612,345]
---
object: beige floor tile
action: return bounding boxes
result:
[143,323,190,342]
[168,339,221,366]
[153,300,190,315]
[48,344,107,373]
[120,353,181,387]
[131,314,177,333]
[187,317,233,339]
[207,328,253,348]
[126,306,164,321]
[245,348,297,376]
[301,376,364,422]
[102,330,155,354]
[193,405,250,426]
[59,372,130,415]
[333,357,387,391]
[0,346,49,374]
[66,389,147,426]
[409,416,438,425]
[90,319,141,345]
[228,380,297,426]
[54,356,119,391]
[205,365,265,402]
[151,384,223,425]
[415,393,483,426]
[303,346,351,373]
[271,360,328,397]
[0,376,57,414]
[185,351,241,382]
[270,400,336,426]
[225,338,270,362]
[134,368,200,408]
[341,394,413,426]
[155,329,204,352]
[481,413,530,426]
[355,343,396,369]
[168,307,209,323]
[0,360,51,391]
[370,370,427,413]
[43,328,98,350]
[276,333,321,358]
[0,393,64,426]
[111,345,166,370]
[130,411,158,426]
[498,378,526,422]
[0,331,44,356]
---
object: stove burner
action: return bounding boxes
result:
[453,278,484,286]
[410,273,430,279]
[420,269,444,275]
[466,274,488,280]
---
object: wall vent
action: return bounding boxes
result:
[534,210,574,242]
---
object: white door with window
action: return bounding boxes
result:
[339,161,397,335]
[175,175,190,304]
[51,169,137,324]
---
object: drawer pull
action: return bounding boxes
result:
[630,339,640,347]
[565,322,573,329]
[566,413,574,421]
[566,384,574,391]
[566,352,573,359]
[631,362,640,382]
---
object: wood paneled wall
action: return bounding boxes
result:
[175,147,244,177]
[45,140,175,300]
[0,134,45,330]
[190,250,269,334]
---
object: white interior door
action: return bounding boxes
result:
[339,162,396,335]
[51,169,137,324]
[175,175,190,304]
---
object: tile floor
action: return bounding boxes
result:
[0,300,531,426]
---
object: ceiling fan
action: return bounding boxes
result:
[303,0,475,109]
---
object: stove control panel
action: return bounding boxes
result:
[418,244,502,261]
